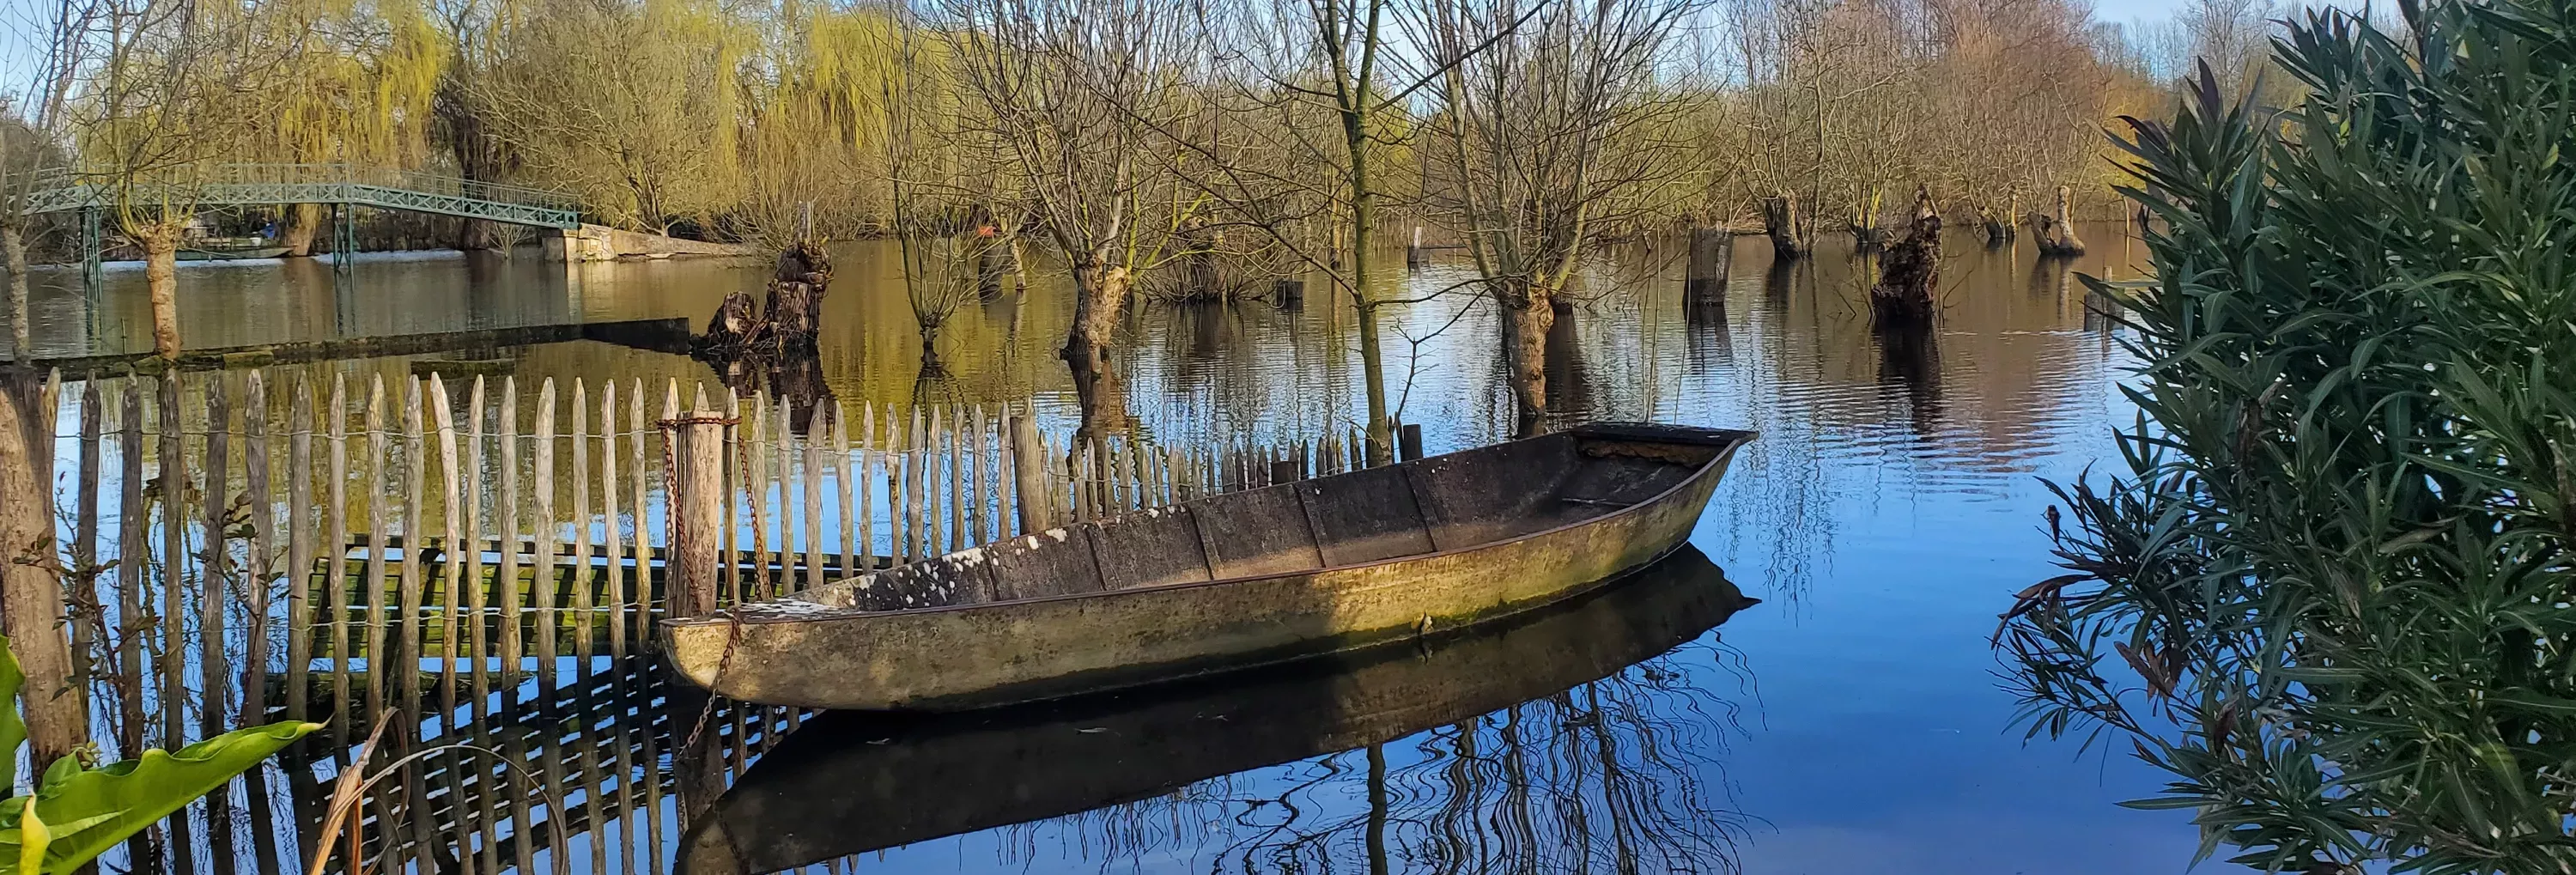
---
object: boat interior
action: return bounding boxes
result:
[732,423,1747,618]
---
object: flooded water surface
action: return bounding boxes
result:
[28,228,2189,873]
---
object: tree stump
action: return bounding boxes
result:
[697,240,835,355]
[1869,185,1941,331]
[1762,191,1809,260]
[2032,185,2086,256]
[1685,226,1731,298]
[698,290,762,351]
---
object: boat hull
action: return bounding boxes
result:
[664,424,1749,710]
[672,545,1755,873]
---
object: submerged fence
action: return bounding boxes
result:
[23,366,1384,875]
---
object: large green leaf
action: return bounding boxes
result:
[0,637,24,794]
[0,720,319,875]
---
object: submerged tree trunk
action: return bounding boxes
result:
[142,228,181,358]
[2032,185,2086,256]
[4,222,29,364]
[1684,227,1730,298]
[0,368,86,775]
[1497,280,1556,437]
[1062,259,1132,368]
[697,240,831,355]
[1066,343,1131,446]
[1762,191,1809,261]
[918,327,945,377]
[280,203,322,257]
[1983,192,2020,247]
[1340,92,1393,467]
[1868,186,1941,330]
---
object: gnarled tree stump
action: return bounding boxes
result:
[1869,185,1941,331]
[1763,191,1810,261]
[696,240,835,357]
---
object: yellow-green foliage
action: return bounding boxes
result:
[60,0,2179,237]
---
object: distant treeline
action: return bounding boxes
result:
[0,0,2300,246]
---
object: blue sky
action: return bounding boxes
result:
[2097,0,2196,21]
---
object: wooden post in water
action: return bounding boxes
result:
[70,379,97,725]
[1008,405,1047,533]
[803,411,823,592]
[600,382,626,659]
[1400,424,1424,461]
[497,378,523,693]
[155,372,192,870]
[361,376,397,729]
[834,405,856,576]
[240,371,283,872]
[629,380,651,653]
[464,377,492,719]
[668,411,726,621]
[118,378,149,760]
[200,375,233,750]
[534,379,561,697]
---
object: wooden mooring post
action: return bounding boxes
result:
[667,410,728,622]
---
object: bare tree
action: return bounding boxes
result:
[68,0,289,358]
[0,0,97,779]
[944,0,1208,429]
[1184,0,1527,462]
[881,10,986,374]
[3,0,89,364]
[1424,0,1698,434]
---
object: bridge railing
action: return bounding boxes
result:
[25,163,584,220]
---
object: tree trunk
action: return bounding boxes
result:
[280,203,323,258]
[1345,111,1393,466]
[1685,227,1730,298]
[1762,191,1808,261]
[2032,185,2086,256]
[3,222,28,365]
[1868,185,1941,330]
[1062,259,1131,368]
[1498,281,1555,438]
[0,368,86,776]
[1066,342,1129,445]
[143,230,181,359]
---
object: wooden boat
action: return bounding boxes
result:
[176,245,290,261]
[672,545,1757,874]
[662,422,1755,710]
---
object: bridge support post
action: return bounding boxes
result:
[78,206,102,307]
[331,203,358,274]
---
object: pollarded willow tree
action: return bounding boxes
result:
[942,0,1210,433]
[1424,0,1698,435]
[70,0,291,358]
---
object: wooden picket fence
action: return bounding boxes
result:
[25,366,1379,875]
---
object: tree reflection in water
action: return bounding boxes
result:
[1212,652,1747,875]
[959,641,1751,875]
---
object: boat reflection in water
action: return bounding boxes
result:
[678,544,1760,874]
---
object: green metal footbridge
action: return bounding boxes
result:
[25,163,582,228]
[27,163,585,295]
